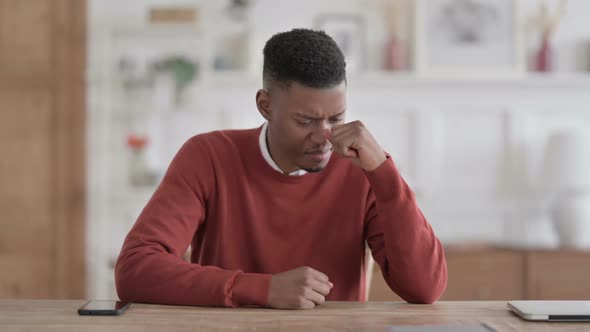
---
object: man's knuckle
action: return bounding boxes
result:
[298,298,307,308]
[298,285,307,294]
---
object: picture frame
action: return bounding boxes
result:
[315,14,366,73]
[414,0,524,78]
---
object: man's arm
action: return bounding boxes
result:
[363,158,447,303]
[327,121,447,303]
[115,136,333,309]
[115,137,271,307]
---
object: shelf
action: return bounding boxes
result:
[348,72,590,89]
[184,71,590,90]
[92,71,590,99]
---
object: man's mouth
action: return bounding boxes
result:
[306,147,333,155]
[305,148,333,162]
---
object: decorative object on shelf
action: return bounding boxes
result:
[225,0,252,22]
[117,55,198,108]
[383,0,407,71]
[540,130,590,249]
[127,134,158,187]
[315,14,366,73]
[212,30,250,72]
[530,0,567,72]
[112,27,202,110]
[212,0,254,72]
[118,57,154,102]
[152,70,175,110]
[152,56,198,105]
[414,0,524,78]
[148,7,199,24]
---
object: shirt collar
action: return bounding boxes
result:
[259,122,307,176]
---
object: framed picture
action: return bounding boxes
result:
[315,14,366,73]
[414,0,524,78]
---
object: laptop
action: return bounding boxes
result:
[508,301,590,321]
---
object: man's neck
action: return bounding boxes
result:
[266,125,299,174]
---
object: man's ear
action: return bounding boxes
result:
[256,89,271,121]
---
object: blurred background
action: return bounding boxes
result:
[2,0,590,302]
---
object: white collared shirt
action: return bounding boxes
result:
[259,122,307,176]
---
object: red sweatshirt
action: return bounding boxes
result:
[115,126,447,307]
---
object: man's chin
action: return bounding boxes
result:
[299,151,332,173]
[300,160,330,173]
[301,166,325,173]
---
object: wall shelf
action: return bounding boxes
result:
[192,71,590,90]
[350,72,590,90]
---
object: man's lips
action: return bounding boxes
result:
[305,148,333,155]
[306,148,333,162]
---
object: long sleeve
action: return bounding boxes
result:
[364,156,447,304]
[115,137,271,307]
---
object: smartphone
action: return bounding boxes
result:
[77,300,130,316]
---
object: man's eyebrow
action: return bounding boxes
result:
[295,111,345,120]
[330,111,346,118]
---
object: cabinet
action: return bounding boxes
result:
[526,250,590,300]
[368,246,590,301]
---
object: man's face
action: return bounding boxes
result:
[261,81,346,173]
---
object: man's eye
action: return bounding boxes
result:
[330,118,342,123]
[299,120,313,126]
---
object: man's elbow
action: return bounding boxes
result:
[405,267,448,304]
[114,254,140,302]
[406,288,443,304]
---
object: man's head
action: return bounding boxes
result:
[256,28,347,173]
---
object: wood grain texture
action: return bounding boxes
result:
[441,247,525,300]
[526,250,590,300]
[369,246,525,301]
[0,0,86,299]
[0,0,52,76]
[0,300,587,331]
[368,246,590,301]
[50,0,87,300]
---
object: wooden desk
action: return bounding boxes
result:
[0,300,587,331]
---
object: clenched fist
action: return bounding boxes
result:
[267,266,333,310]
[325,121,387,172]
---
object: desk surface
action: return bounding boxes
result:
[1,300,588,331]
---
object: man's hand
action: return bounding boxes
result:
[267,266,333,310]
[326,121,387,171]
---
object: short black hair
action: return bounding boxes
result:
[263,28,346,89]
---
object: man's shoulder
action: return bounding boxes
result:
[172,127,260,175]
[187,127,260,150]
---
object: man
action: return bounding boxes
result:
[116,29,447,310]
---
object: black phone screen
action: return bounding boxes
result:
[77,300,130,316]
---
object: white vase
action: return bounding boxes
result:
[552,192,590,249]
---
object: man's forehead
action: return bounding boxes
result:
[281,81,345,96]
[288,83,345,107]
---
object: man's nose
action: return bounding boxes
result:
[311,121,331,145]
